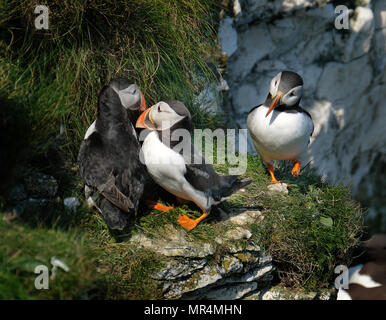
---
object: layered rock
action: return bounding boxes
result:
[130,208,275,299]
[245,284,335,300]
[219,0,386,231]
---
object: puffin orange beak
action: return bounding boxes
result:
[266,93,281,117]
[136,107,155,129]
[138,92,147,112]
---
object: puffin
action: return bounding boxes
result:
[247,71,314,184]
[135,100,251,230]
[337,234,386,300]
[78,78,170,230]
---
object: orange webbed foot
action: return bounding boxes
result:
[178,214,198,231]
[146,200,174,212]
[267,163,281,184]
[291,161,300,177]
[178,212,208,231]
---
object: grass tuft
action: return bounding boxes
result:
[0,0,222,166]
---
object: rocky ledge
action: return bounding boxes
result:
[130,208,275,300]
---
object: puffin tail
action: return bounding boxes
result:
[230,177,252,192]
[214,176,252,201]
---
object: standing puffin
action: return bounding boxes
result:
[247,71,314,184]
[136,100,251,230]
[78,78,150,230]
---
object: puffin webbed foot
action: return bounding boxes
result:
[146,200,174,212]
[178,212,208,231]
[267,163,281,184]
[291,161,300,177]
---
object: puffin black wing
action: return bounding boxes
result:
[78,130,143,212]
[183,148,251,201]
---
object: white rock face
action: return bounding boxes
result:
[334,7,375,62]
[219,16,238,58]
[220,0,386,231]
[228,22,275,80]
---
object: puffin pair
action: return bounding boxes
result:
[136,101,251,230]
[247,71,314,184]
[78,78,171,230]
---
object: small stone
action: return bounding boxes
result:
[228,209,262,226]
[225,227,252,240]
[215,237,224,245]
[63,197,81,210]
[267,183,289,194]
[233,0,241,17]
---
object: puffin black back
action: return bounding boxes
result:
[78,79,149,230]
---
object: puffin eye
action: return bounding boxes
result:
[158,105,161,112]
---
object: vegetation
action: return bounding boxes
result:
[0,206,165,299]
[228,155,365,290]
[0,1,365,299]
[0,0,222,167]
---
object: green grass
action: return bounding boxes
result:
[0,206,166,300]
[0,0,223,170]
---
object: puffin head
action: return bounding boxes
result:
[135,100,191,132]
[265,71,303,117]
[108,78,147,111]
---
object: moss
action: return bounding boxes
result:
[234,253,254,263]
[221,256,236,272]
